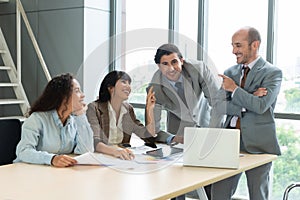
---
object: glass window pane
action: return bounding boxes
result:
[207,0,268,74]
[274,1,300,114]
[132,107,167,132]
[125,0,168,31]
[123,0,169,104]
[178,0,198,43]
[176,0,199,60]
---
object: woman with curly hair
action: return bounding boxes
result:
[14,73,94,167]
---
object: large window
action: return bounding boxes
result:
[177,0,199,59]
[272,1,300,199]
[119,0,169,128]
[274,0,300,114]
[207,0,268,74]
[178,0,198,43]
[123,0,169,105]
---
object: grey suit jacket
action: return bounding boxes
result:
[149,59,222,142]
[216,57,282,155]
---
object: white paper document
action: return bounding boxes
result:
[74,152,160,165]
[74,152,126,166]
[74,144,183,172]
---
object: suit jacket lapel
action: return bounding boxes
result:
[244,57,265,89]
[98,102,110,140]
[182,68,195,110]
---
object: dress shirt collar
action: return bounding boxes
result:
[107,102,128,116]
[164,74,184,89]
[242,56,261,70]
[52,110,71,128]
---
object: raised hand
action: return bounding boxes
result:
[146,86,157,137]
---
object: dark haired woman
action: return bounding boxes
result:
[14,73,94,167]
[86,70,156,160]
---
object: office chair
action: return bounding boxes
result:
[0,119,22,165]
[283,182,300,200]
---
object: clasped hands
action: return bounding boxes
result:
[219,74,268,97]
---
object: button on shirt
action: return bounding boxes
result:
[14,110,94,165]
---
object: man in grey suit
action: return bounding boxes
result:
[212,27,282,200]
[148,44,222,200]
[148,43,221,145]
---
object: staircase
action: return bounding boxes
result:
[0,28,29,119]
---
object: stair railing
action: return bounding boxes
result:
[16,0,51,82]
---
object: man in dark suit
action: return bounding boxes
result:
[212,27,282,200]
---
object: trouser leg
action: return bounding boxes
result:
[245,162,272,200]
[211,173,242,200]
[204,185,211,199]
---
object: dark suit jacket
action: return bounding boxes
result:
[216,57,282,155]
[86,101,154,148]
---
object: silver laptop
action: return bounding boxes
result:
[183,127,240,169]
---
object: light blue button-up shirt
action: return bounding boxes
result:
[14,110,94,165]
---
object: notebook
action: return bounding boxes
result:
[183,127,240,169]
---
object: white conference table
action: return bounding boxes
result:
[0,153,276,200]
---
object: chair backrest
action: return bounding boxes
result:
[0,119,22,165]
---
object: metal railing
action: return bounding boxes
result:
[16,0,51,82]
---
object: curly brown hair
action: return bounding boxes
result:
[29,73,74,116]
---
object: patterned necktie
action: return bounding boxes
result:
[175,82,187,106]
[236,66,250,129]
[240,66,250,88]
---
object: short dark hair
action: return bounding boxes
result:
[154,43,183,64]
[29,73,74,115]
[98,70,132,102]
[248,27,261,44]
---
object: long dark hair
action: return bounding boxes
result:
[98,70,131,103]
[29,73,74,115]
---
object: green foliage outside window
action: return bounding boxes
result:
[272,124,300,199]
[284,88,300,113]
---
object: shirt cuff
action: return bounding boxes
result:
[166,135,175,145]
[231,87,238,97]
